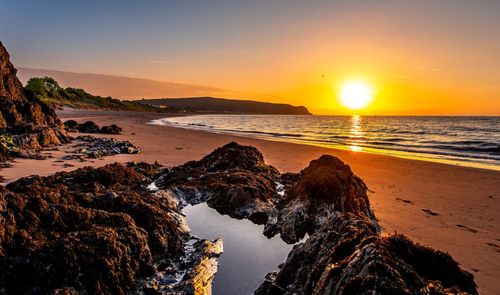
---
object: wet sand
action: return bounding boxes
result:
[2,109,499,294]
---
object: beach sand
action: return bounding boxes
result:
[2,109,499,294]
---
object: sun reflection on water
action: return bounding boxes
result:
[349,145,363,152]
[349,115,363,152]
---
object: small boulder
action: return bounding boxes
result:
[64,120,122,135]
[64,120,78,130]
[79,121,101,133]
[100,124,122,134]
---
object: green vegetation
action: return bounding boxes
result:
[0,134,15,150]
[25,77,170,113]
[0,134,15,165]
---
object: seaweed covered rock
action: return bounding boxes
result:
[157,142,281,223]
[256,212,477,295]
[0,42,69,149]
[63,135,140,160]
[265,155,378,243]
[0,162,189,294]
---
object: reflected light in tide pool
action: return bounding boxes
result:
[349,115,363,152]
[183,203,293,294]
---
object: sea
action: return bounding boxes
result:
[151,115,500,171]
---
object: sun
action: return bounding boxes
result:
[339,81,374,110]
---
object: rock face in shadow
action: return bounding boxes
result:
[0,42,69,149]
[0,162,189,294]
[264,155,378,243]
[157,142,281,223]
[255,213,477,295]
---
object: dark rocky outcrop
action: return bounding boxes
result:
[157,142,378,241]
[256,213,477,294]
[0,162,224,294]
[154,142,477,294]
[64,120,122,134]
[157,142,281,223]
[0,42,69,151]
[264,155,378,243]
[0,136,478,294]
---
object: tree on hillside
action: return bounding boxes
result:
[25,76,61,97]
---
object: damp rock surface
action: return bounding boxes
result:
[157,142,281,223]
[0,162,216,294]
[255,213,477,295]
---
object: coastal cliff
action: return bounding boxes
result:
[0,42,68,152]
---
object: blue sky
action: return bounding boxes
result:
[1,0,500,114]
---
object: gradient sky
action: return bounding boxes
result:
[1,0,500,115]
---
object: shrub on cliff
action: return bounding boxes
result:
[25,76,171,113]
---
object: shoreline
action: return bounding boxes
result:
[151,114,500,172]
[1,109,499,294]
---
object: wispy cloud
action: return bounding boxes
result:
[95,68,139,77]
[146,59,178,65]
[215,49,249,55]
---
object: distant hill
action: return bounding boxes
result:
[17,68,225,99]
[25,77,168,113]
[137,97,312,115]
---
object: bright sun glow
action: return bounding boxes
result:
[339,81,374,110]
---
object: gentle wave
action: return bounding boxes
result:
[150,115,500,170]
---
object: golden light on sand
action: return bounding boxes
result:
[339,81,373,110]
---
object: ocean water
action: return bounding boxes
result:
[151,115,500,171]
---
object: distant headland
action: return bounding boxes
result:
[137,97,312,115]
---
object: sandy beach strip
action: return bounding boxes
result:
[2,109,499,294]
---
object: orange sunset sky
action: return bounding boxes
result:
[2,1,500,115]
